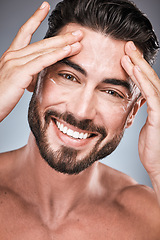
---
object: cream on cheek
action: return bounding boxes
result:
[34,68,71,107]
[98,100,131,135]
[40,76,76,110]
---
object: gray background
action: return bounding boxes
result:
[0,0,159,187]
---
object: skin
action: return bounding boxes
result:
[0,2,160,239]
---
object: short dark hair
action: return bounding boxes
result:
[45,0,159,65]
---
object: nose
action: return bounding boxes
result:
[67,86,96,120]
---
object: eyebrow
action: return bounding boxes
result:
[102,78,131,92]
[58,59,87,76]
[58,59,132,92]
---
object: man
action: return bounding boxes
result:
[0,0,160,238]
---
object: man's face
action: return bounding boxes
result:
[28,24,139,174]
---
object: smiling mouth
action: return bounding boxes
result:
[53,119,96,140]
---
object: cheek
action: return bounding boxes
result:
[40,79,71,108]
[97,98,131,133]
[38,76,131,132]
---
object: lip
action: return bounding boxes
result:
[51,117,98,148]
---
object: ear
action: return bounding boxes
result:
[125,96,146,128]
[27,74,38,92]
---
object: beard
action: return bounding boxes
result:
[28,91,124,175]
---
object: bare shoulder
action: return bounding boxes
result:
[0,148,25,182]
[0,150,16,172]
[99,161,160,211]
[98,162,160,236]
[98,161,138,192]
[117,183,160,236]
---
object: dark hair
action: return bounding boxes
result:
[45,0,159,65]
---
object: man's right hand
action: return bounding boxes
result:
[0,1,83,122]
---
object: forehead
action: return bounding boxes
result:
[59,23,128,81]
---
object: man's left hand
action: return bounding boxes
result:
[121,41,160,203]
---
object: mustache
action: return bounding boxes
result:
[45,110,107,139]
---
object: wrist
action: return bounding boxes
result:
[149,172,160,206]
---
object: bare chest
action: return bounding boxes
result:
[0,218,148,240]
[0,200,154,240]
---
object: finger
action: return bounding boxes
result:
[133,65,160,107]
[21,30,83,55]
[9,2,50,51]
[134,66,160,128]
[121,55,143,95]
[121,55,160,109]
[124,41,160,89]
[8,41,82,67]
[121,55,139,86]
[6,30,83,60]
[19,42,82,87]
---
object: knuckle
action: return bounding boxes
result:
[37,39,48,49]
[61,33,73,45]
[60,34,68,45]
[1,51,14,63]
[19,24,26,34]
[4,59,16,69]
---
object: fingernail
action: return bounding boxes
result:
[130,42,137,51]
[126,56,132,63]
[40,2,48,9]
[72,30,82,36]
[71,42,81,48]
[63,45,71,51]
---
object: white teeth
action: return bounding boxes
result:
[55,120,90,140]
[63,126,67,134]
[60,123,64,132]
[73,131,79,139]
[83,133,88,139]
[57,121,61,129]
[67,129,74,137]
[79,133,84,139]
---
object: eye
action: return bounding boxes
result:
[59,73,78,82]
[105,89,124,98]
[100,88,125,99]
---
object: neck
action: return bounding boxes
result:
[21,133,102,225]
